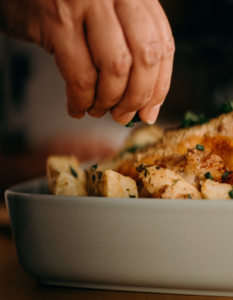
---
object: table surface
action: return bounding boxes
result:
[0,202,232,300]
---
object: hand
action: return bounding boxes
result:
[0,0,175,125]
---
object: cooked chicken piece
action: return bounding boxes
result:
[201,179,233,200]
[201,135,233,171]
[163,111,233,150]
[135,164,202,199]
[86,169,138,198]
[47,155,87,196]
[138,148,226,190]
[171,148,226,189]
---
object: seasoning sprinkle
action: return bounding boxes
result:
[188,194,192,199]
[222,171,230,180]
[129,195,136,198]
[229,189,233,199]
[196,144,204,151]
[144,168,150,178]
[171,179,180,187]
[91,164,98,171]
[70,166,78,178]
[205,172,214,180]
[156,166,160,170]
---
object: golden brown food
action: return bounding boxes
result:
[46,111,233,200]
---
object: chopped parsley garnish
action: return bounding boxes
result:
[188,194,192,199]
[70,166,78,178]
[181,111,209,128]
[220,101,233,114]
[171,179,180,186]
[222,171,230,180]
[144,168,150,178]
[229,189,233,199]
[92,174,96,182]
[125,112,141,127]
[125,120,134,128]
[98,172,103,181]
[91,164,98,171]
[196,144,204,151]
[129,195,136,198]
[205,172,214,180]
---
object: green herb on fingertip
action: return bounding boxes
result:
[125,112,141,127]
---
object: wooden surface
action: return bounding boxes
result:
[0,202,231,300]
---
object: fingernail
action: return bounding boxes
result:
[118,111,137,125]
[146,104,161,125]
[88,109,107,118]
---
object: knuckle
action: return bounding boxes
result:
[77,69,97,90]
[141,40,162,67]
[111,52,132,77]
[131,91,154,108]
[163,36,175,59]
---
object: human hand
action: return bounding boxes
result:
[0,0,175,125]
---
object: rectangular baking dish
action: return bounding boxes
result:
[5,177,233,296]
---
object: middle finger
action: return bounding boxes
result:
[111,0,162,125]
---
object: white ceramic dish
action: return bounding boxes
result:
[5,177,233,296]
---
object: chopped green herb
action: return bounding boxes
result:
[205,172,214,180]
[222,171,230,180]
[220,101,233,114]
[156,166,160,170]
[182,111,209,128]
[132,112,141,123]
[91,164,98,171]
[120,145,144,158]
[98,172,103,181]
[125,112,141,127]
[92,174,96,182]
[196,144,204,151]
[144,168,150,178]
[126,189,130,191]
[188,194,192,199]
[125,120,134,127]
[171,179,180,187]
[229,189,233,199]
[129,195,136,198]
[70,166,78,178]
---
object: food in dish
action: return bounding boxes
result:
[46,111,233,200]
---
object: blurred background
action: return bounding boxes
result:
[0,0,233,196]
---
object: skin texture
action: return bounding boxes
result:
[0,0,175,125]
